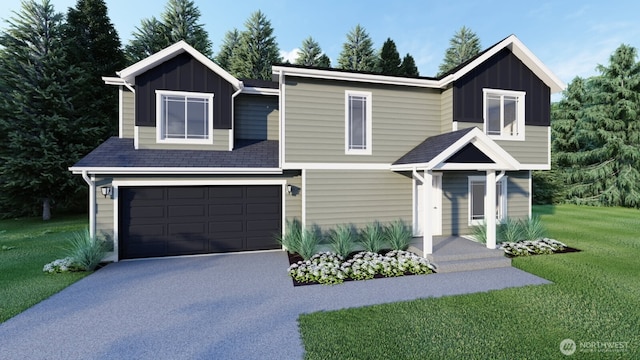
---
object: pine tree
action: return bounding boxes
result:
[64,0,125,140]
[337,24,376,71]
[552,77,588,159]
[376,38,401,75]
[562,45,640,207]
[160,0,211,56]
[316,54,331,68]
[215,28,240,71]
[399,53,419,76]
[0,0,96,219]
[295,36,329,67]
[124,0,211,64]
[230,10,281,80]
[438,26,481,76]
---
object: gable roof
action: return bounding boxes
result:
[273,35,565,93]
[391,127,520,171]
[69,137,280,174]
[117,41,242,90]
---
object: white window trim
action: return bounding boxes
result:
[482,88,525,141]
[155,90,214,145]
[344,90,372,155]
[468,175,508,226]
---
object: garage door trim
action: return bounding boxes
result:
[111,179,286,261]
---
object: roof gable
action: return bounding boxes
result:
[117,40,242,89]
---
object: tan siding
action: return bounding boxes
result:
[284,78,442,163]
[506,171,530,219]
[235,94,279,140]
[285,174,302,222]
[137,126,230,151]
[440,87,453,133]
[305,170,412,230]
[267,107,279,140]
[122,89,135,139]
[95,178,114,244]
[457,122,549,165]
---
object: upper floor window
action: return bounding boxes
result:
[345,90,372,155]
[483,89,525,141]
[156,90,214,144]
[469,176,507,226]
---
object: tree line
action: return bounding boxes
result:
[0,0,484,220]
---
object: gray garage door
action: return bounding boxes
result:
[120,185,282,259]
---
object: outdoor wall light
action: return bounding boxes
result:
[286,184,293,194]
[100,186,113,198]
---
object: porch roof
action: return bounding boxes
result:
[391,127,520,171]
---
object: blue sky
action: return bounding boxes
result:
[2,0,640,87]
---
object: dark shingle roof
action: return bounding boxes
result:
[241,78,279,89]
[73,137,279,169]
[393,128,476,165]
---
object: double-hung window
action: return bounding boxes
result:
[483,89,525,140]
[345,91,372,154]
[469,176,507,225]
[156,90,214,144]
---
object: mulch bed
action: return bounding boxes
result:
[504,246,581,258]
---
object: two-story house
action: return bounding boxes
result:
[70,35,564,262]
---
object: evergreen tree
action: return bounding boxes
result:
[295,36,329,67]
[337,24,376,72]
[230,10,281,80]
[124,17,166,63]
[552,77,588,159]
[399,53,419,76]
[376,38,401,75]
[0,0,95,219]
[125,0,211,64]
[64,0,125,140]
[316,54,331,68]
[438,26,481,75]
[215,28,240,71]
[562,45,640,207]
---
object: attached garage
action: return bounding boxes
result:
[119,185,282,259]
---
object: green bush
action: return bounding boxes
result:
[64,230,107,271]
[329,225,356,258]
[471,221,488,244]
[358,221,386,253]
[519,216,547,240]
[385,220,412,251]
[278,218,303,254]
[298,225,322,260]
[498,218,523,243]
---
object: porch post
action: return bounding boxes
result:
[423,170,433,255]
[485,170,496,249]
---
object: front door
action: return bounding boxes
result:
[414,173,442,236]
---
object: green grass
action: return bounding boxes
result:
[299,205,640,359]
[0,215,91,323]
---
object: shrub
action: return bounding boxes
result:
[498,218,523,243]
[343,252,384,280]
[329,225,356,258]
[43,257,82,274]
[298,225,322,260]
[519,216,547,241]
[359,221,387,253]
[278,218,303,254]
[386,220,412,251]
[288,252,347,285]
[471,221,488,244]
[500,238,567,257]
[64,230,107,271]
[385,250,435,275]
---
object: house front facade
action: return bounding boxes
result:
[70,35,564,262]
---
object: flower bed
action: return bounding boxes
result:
[499,238,570,257]
[288,250,435,285]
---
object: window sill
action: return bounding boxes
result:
[487,135,525,141]
[157,139,214,145]
[345,150,372,155]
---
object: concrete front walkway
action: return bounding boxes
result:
[0,251,550,360]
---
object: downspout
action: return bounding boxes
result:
[230,83,244,151]
[81,170,96,238]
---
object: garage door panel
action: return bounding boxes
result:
[120,185,281,259]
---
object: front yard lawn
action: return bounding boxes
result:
[0,215,90,323]
[299,205,640,359]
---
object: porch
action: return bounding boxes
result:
[409,236,511,273]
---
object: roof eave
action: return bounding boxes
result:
[69,167,283,175]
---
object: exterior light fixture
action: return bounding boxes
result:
[100,186,113,198]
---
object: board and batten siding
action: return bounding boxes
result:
[440,86,453,133]
[440,171,530,236]
[136,126,230,151]
[121,88,135,139]
[234,94,279,141]
[304,170,412,229]
[284,78,442,164]
[457,122,549,166]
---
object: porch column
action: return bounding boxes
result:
[485,170,496,249]
[422,170,433,255]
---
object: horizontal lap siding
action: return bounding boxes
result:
[441,87,453,132]
[284,78,441,163]
[457,122,549,165]
[122,89,135,139]
[235,95,279,140]
[95,177,114,242]
[136,126,230,151]
[506,171,530,219]
[305,170,412,229]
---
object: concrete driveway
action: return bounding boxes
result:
[0,251,549,359]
